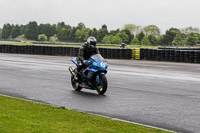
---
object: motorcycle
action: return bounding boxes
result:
[69,54,108,95]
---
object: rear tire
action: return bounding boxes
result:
[96,75,108,95]
[71,76,82,91]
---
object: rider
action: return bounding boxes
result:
[74,36,100,79]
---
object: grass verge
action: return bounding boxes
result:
[0,95,171,133]
[0,41,155,49]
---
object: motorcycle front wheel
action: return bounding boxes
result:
[96,75,108,95]
[71,76,82,91]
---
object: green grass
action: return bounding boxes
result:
[1,41,200,49]
[127,45,158,49]
[0,41,121,48]
[0,95,171,133]
[0,41,152,49]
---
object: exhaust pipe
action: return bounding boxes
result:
[69,67,74,75]
[69,67,78,80]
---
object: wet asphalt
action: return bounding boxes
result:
[0,53,200,133]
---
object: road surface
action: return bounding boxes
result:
[0,53,200,133]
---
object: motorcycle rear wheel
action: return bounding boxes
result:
[71,76,82,91]
[96,75,108,95]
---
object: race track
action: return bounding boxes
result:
[0,53,200,133]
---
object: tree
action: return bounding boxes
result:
[121,29,134,44]
[38,34,47,42]
[0,29,2,39]
[25,21,39,40]
[70,27,77,41]
[97,24,109,42]
[76,22,85,30]
[148,35,157,45]
[137,31,145,42]
[116,31,129,44]
[39,24,56,39]
[57,22,66,31]
[162,28,180,45]
[75,28,91,42]
[143,25,160,38]
[110,29,120,36]
[102,35,113,44]
[90,28,98,38]
[111,36,122,44]
[1,23,12,39]
[20,25,26,35]
[75,29,82,42]
[172,33,185,46]
[11,25,21,38]
[156,35,164,45]
[49,34,58,42]
[181,26,200,34]
[141,36,150,45]
[57,27,66,41]
[186,32,200,45]
[123,24,142,35]
[131,37,139,45]
[80,28,91,41]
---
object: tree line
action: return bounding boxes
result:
[0,21,200,46]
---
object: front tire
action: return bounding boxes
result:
[96,75,108,95]
[71,76,82,91]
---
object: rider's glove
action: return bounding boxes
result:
[84,60,89,66]
[84,60,93,66]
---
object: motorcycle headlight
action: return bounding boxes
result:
[100,62,107,67]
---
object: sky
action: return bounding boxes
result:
[0,0,200,32]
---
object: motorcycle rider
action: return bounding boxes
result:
[74,36,100,79]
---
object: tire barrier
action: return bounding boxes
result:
[0,45,132,60]
[1,44,199,63]
[139,48,200,63]
[194,51,200,63]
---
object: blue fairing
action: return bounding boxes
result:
[86,55,108,74]
[71,54,108,89]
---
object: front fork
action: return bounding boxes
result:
[96,73,105,85]
[96,75,100,85]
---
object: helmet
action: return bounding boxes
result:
[87,36,97,48]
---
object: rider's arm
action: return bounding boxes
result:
[78,46,85,64]
[95,47,100,54]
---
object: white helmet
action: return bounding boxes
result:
[87,36,97,48]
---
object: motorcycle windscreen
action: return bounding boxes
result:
[91,54,104,62]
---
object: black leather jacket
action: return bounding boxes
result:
[77,42,100,64]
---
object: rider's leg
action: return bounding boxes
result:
[74,60,85,80]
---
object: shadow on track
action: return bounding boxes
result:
[70,90,107,99]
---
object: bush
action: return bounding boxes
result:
[38,34,47,42]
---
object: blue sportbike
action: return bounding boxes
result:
[69,54,108,95]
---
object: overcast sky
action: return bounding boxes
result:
[0,0,200,32]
